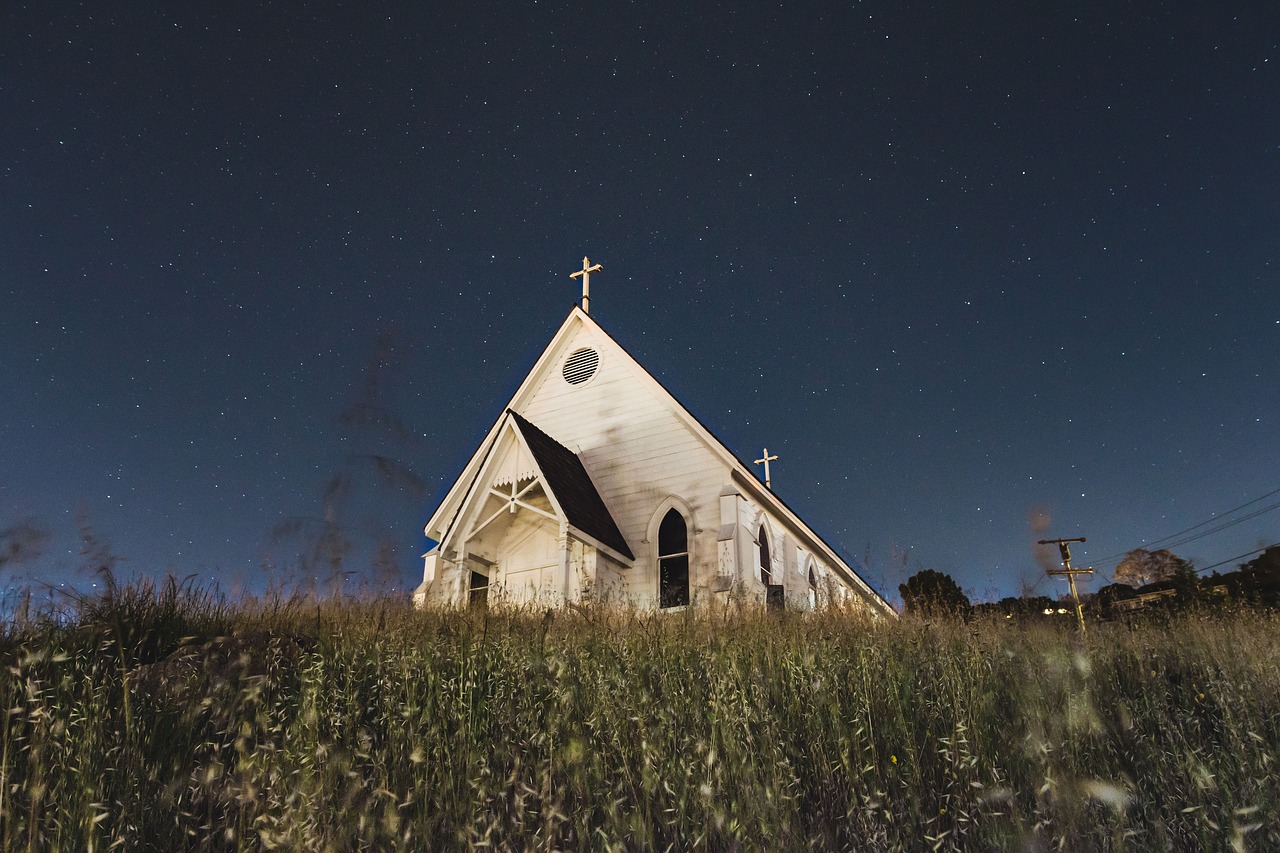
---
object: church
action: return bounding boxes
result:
[413,259,894,618]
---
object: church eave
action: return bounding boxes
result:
[566,526,634,566]
[508,410,634,560]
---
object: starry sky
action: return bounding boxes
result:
[4,1,1278,605]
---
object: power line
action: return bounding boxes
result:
[1092,485,1280,568]
[1095,485,1280,563]
[1194,542,1280,575]
[1157,500,1280,553]
[1093,509,1280,579]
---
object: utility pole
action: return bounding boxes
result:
[1039,536,1094,632]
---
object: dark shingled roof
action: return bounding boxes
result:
[507,410,634,560]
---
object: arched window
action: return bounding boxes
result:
[759,528,772,586]
[760,527,785,609]
[658,509,690,608]
[808,564,818,611]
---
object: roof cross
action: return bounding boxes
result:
[754,447,779,490]
[570,256,602,314]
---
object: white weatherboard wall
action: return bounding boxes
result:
[516,323,727,607]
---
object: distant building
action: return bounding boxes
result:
[1107,584,1179,613]
[413,290,893,617]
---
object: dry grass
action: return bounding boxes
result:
[2,581,1278,850]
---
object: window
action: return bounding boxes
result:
[761,527,784,609]
[759,528,772,586]
[562,347,600,385]
[469,570,489,610]
[808,564,818,610]
[658,509,690,608]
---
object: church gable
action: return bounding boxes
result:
[440,410,632,564]
[487,422,539,490]
[445,418,559,567]
[512,314,732,584]
[418,407,634,608]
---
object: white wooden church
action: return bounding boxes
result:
[413,260,894,618]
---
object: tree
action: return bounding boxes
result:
[973,595,1057,621]
[0,517,49,571]
[268,326,425,594]
[1238,546,1280,606]
[1,517,50,618]
[899,569,970,618]
[76,506,121,580]
[1243,545,1280,578]
[1113,548,1187,587]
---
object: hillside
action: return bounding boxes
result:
[2,582,1278,850]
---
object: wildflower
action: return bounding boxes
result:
[890,755,897,764]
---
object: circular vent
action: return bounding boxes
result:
[562,347,600,385]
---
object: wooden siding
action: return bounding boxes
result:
[518,325,730,605]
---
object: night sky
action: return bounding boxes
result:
[4,2,1278,606]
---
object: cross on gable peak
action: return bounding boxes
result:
[569,256,603,314]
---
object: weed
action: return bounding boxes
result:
[1,583,1277,850]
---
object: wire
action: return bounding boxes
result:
[1194,543,1280,575]
[1091,485,1280,567]
[1157,500,1280,553]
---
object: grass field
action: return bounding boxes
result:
[2,578,1278,851]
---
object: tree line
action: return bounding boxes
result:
[900,544,1280,619]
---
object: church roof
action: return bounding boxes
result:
[507,409,634,560]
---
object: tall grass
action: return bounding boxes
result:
[1,582,1277,850]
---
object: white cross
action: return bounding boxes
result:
[754,448,779,489]
[570,256,602,314]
